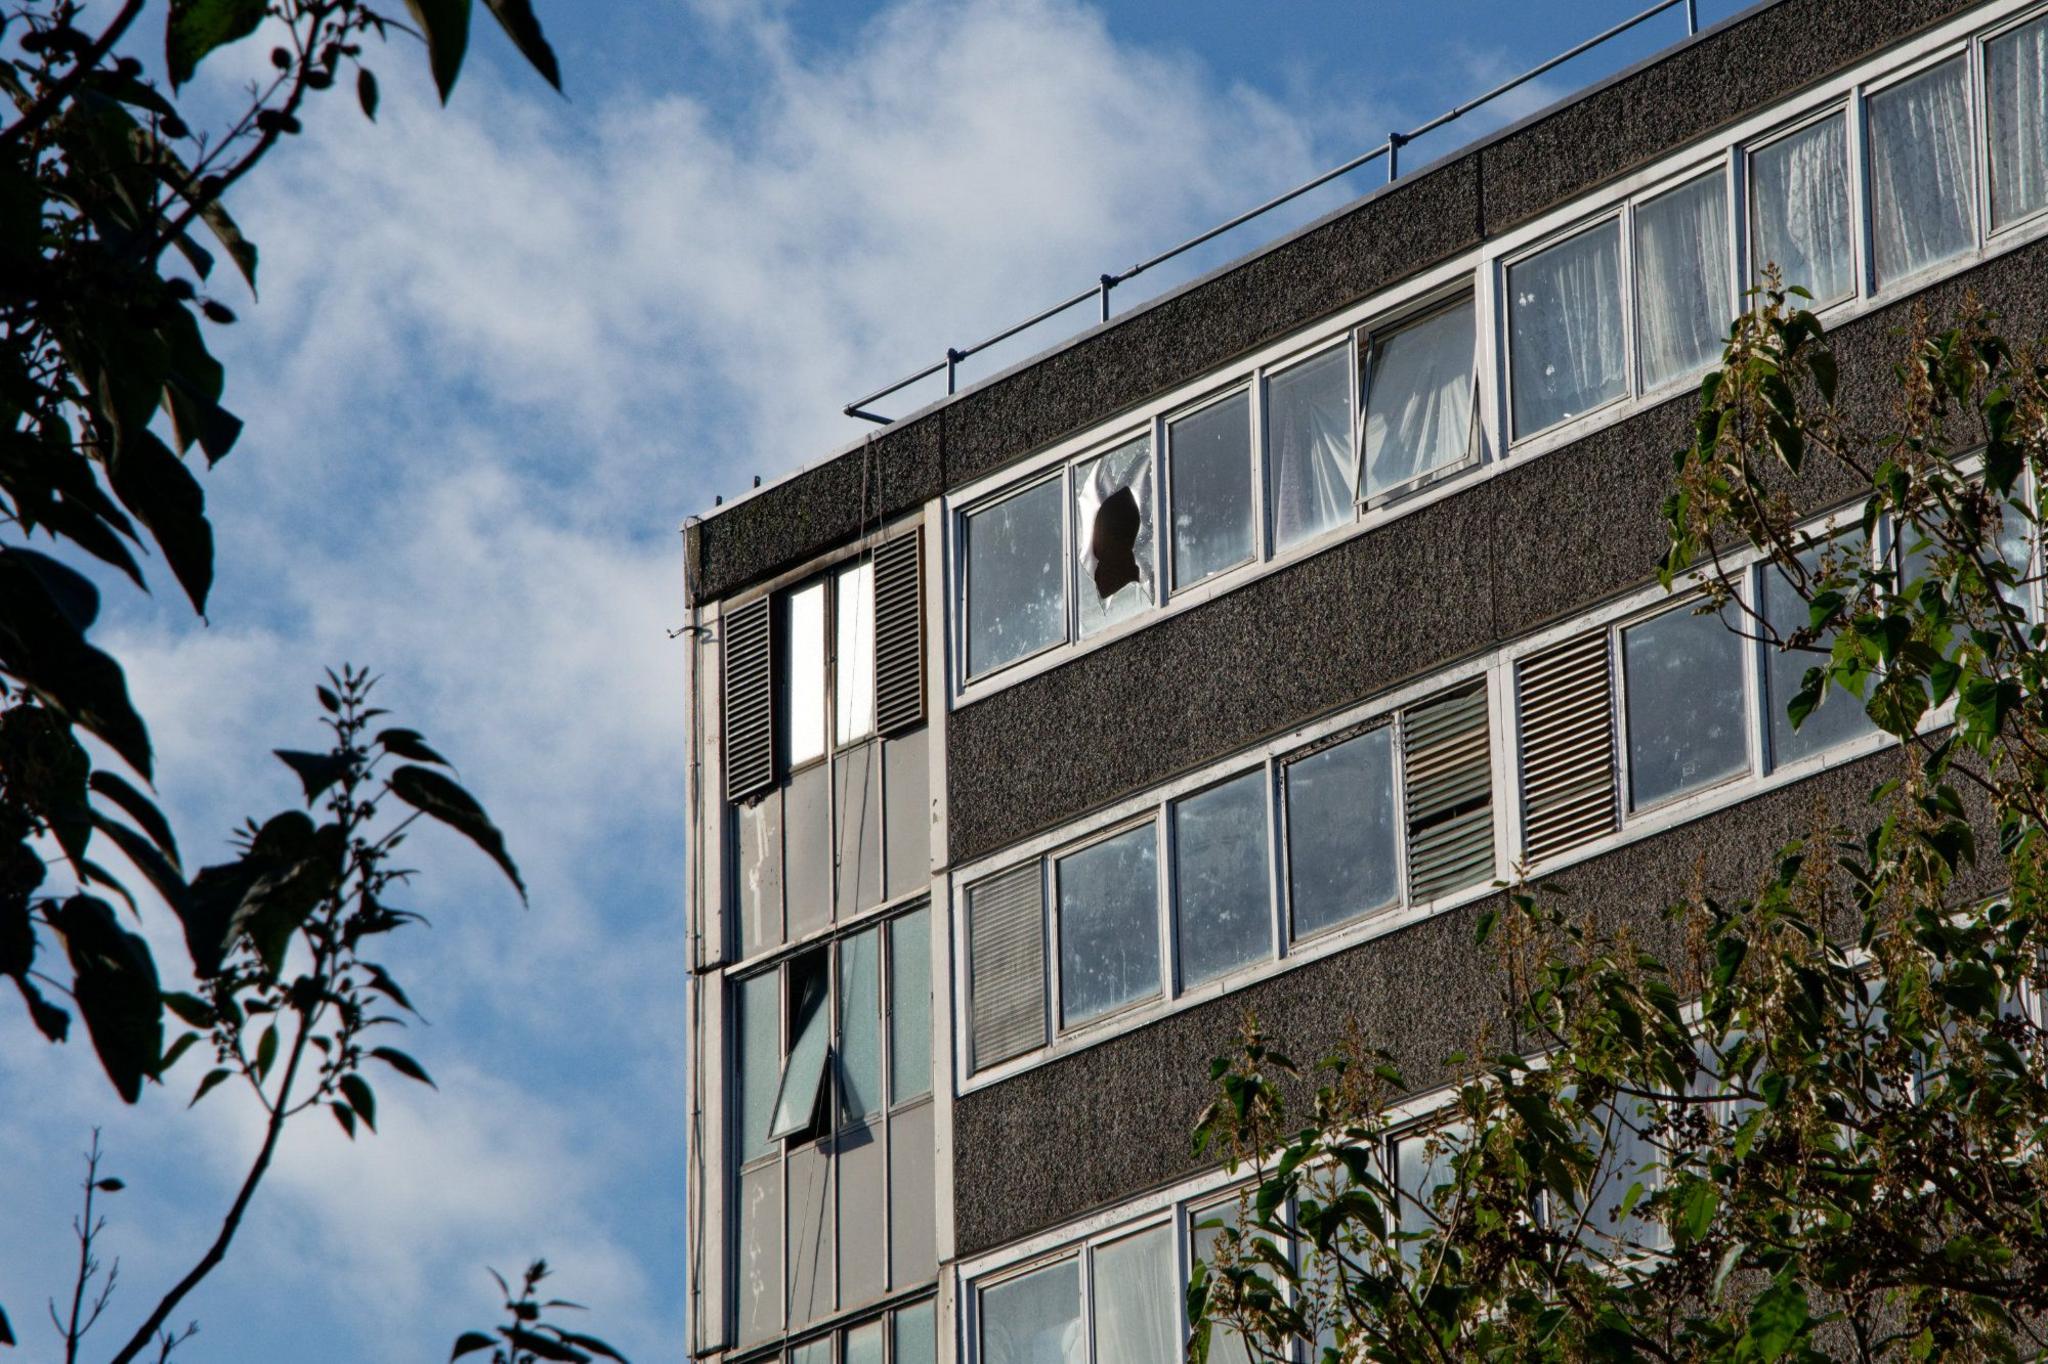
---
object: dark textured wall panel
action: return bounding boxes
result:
[953,745,1897,1259]
[687,0,1985,605]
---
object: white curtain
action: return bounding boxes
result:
[1091,1225,1177,1363]
[1074,436,1154,637]
[1869,57,1975,286]
[1751,116,1852,302]
[981,1261,1084,1364]
[1990,17,2048,229]
[1508,222,1625,437]
[1267,346,1355,548]
[1634,173,1730,390]
[1363,300,1474,500]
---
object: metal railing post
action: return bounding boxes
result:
[1387,132,1409,183]
[946,348,962,396]
[1100,275,1115,322]
[1685,0,1697,33]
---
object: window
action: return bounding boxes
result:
[965,478,1066,678]
[1868,56,1977,287]
[977,1221,1180,1364]
[1508,219,1625,437]
[1568,1095,1668,1254]
[1057,823,1161,1026]
[1188,1198,1257,1364]
[1168,390,1257,589]
[1621,600,1749,811]
[1987,14,2048,231]
[1634,173,1731,390]
[1759,535,1878,768]
[1172,771,1272,989]
[1749,113,1853,304]
[1393,1120,1472,1267]
[835,560,876,745]
[1360,298,1475,501]
[1266,345,1356,550]
[979,1258,1081,1364]
[1283,727,1399,941]
[1090,1225,1177,1362]
[1073,436,1156,637]
[780,1302,936,1364]
[770,953,832,1144]
[786,581,829,767]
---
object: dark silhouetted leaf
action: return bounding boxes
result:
[376,727,449,766]
[166,0,269,87]
[274,748,349,805]
[357,67,379,120]
[451,1331,495,1361]
[483,0,561,90]
[190,1065,231,1106]
[90,770,181,870]
[371,1045,435,1087]
[405,0,473,101]
[106,429,212,615]
[339,1073,376,1131]
[388,765,524,901]
[90,812,187,913]
[54,895,162,1103]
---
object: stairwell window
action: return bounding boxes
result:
[1360,297,1476,501]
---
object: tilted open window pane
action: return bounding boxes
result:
[1761,538,1876,768]
[1869,56,1976,288]
[785,581,828,767]
[965,478,1066,679]
[980,1259,1081,1364]
[1169,391,1256,589]
[835,560,876,745]
[737,971,780,1163]
[1091,1224,1177,1364]
[1267,345,1356,549]
[1989,15,2048,230]
[1362,299,1475,501]
[1622,601,1749,811]
[1634,173,1731,391]
[1057,823,1161,1026]
[1508,219,1625,437]
[769,960,832,1142]
[1172,771,1272,989]
[1750,114,1853,304]
[837,928,882,1122]
[1285,727,1399,939]
[889,908,932,1105]
[1074,436,1155,637]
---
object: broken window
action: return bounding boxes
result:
[1073,435,1155,637]
[1267,344,1356,549]
[1362,299,1475,502]
[1172,770,1271,989]
[769,952,832,1143]
[1168,390,1255,590]
[1621,600,1748,811]
[965,477,1067,679]
[1056,822,1161,1026]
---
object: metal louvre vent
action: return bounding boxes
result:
[967,863,1046,1071]
[1403,682,1495,903]
[874,530,925,735]
[722,596,774,802]
[1516,631,1618,865]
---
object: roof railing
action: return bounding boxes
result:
[843,0,1701,426]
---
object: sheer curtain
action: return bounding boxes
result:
[1751,116,1852,302]
[1508,222,1624,437]
[1634,173,1730,391]
[1362,300,1474,501]
[981,1261,1083,1364]
[1267,346,1355,550]
[1869,56,1975,286]
[1091,1225,1177,1363]
[1990,16,2048,229]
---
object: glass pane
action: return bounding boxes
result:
[837,1120,886,1307]
[966,479,1066,678]
[1622,602,1749,810]
[836,560,876,745]
[1868,57,1976,288]
[735,789,784,958]
[893,1300,937,1364]
[1189,1200,1254,1364]
[791,1340,831,1364]
[1268,346,1356,549]
[1762,539,1876,768]
[1396,1121,1470,1267]
[1057,823,1161,1026]
[1634,173,1731,391]
[736,1163,783,1345]
[1580,1097,1667,1253]
[1074,436,1156,636]
[1989,15,2048,230]
[787,581,828,766]
[1285,727,1399,939]
[788,1140,834,1325]
[785,762,831,939]
[835,744,883,917]
[838,929,882,1121]
[845,1320,884,1364]
[882,729,930,902]
[1092,1224,1177,1364]
[888,1101,937,1287]
[1169,391,1255,589]
[1173,771,1272,989]
[889,909,932,1105]
[737,972,780,1163]
[1363,300,1475,500]
[1508,219,1625,437]
[1750,115,1853,304]
[771,962,832,1141]
[980,1259,1081,1364]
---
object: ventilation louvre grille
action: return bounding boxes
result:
[723,596,775,802]
[1516,632,1618,864]
[967,863,1046,1071]
[874,531,926,735]
[1404,683,1495,903]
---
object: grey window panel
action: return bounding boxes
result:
[735,787,784,959]
[723,595,775,801]
[735,1162,783,1347]
[1090,1223,1177,1363]
[1169,391,1255,589]
[844,1319,884,1364]
[874,530,926,735]
[839,928,883,1122]
[835,744,883,918]
[785,762,832,940]
[1284,726,1399,939]
[883,728,930,902]
[1057,823,1161,1026]
[1516,631,1618,864]
[1403,684,1494,902]
[1172,771,1272,989]
[1988,15,2048,230]
[1622,603,1748,810]
[980,1257,1081,1364]
[967,864,1048,1071]
[888,908,932,1106]
[836,1119,887,1310]
[1394,1121,1471,1267]
[737,972,781,1164]
[893,1300,937,1364]
[787,1140,835,1329]
[888,1099,937,1288]
[770,986,831,1142]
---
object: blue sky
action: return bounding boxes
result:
[0,1,1748,1359]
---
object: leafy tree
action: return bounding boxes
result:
[450,1259,632,1364]
[1189,288,2048,1363]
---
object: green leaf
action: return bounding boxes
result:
[166,0,270,87]
[54,895,163,1104]
[482,0,562,90]
[274,748,350,805]
[340,1073,377,1131]
[388,765,525,901]
[405,0,474,102]
[1747,1274,1811,1362]
[451,1332,496,1361]
[371,1045,436,1087]
[106,429,212,615]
